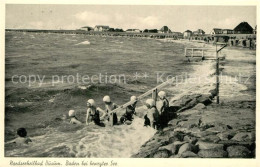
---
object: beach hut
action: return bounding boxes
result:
[222,29,234,34]
[233,22,253,34]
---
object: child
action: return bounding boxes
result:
[120,96,137,124]
[68,110,82,124]
[144,99,159,129]
[14,128,32,145]
[86,99,106,125]
[157,91,169,127]
[102,95,118,125]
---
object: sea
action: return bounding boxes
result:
[5,31,216,157]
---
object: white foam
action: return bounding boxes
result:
[75,40,90,45]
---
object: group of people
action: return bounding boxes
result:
[68,90,169,130]
[9,91,169,145]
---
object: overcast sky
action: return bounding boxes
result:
[6,5,256,33]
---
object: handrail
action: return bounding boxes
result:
[109,77,176,114]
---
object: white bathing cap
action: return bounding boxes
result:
[130,96,137,101]
[68,110,75,117]
[103,95,111,102]
[145,99,155,107]
[87,99,96,107]
[158,91,166,98]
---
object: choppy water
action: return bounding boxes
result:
[5,31,215,157]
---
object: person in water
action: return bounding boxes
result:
[144,99,159,129]
[102,95,118,125]
[13,128,32,145]
[120,96,137,124]
[157,91,169,127]
[86,99,106,125]
[68,110,82,124]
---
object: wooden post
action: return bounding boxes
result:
[152,88,158,106]
[216,46,220,104]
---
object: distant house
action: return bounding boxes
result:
[193,29,205,35]
[126,29,141,33]
[94,25,110,32]
[183,30,192,38]
[80,26,94,31]
[143,29,158,33]
[114,28,124,32]
[159,26,172,33]
[173,32,183,38]
[210,28,222,35]
[234,22,253,34]
[222,29,234,34]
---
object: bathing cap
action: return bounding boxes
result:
[158,91,166,98]
[145,99,155,107]
[87,99,96,107]
[103,95,111,103]
[68,110,75,117]
[130,96,137,101]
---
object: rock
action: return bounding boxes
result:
[227,145,251,158]
[168,119,180,126]
[198,149,228,158]
[178,118,200,129]
[181,151,199,158]
[153,150,170,158]
[172,141,187,154]
[201,135,220,143]
[193,103,206,110]
[196,141,224,150]
[197,94,212,105]
[178,109,201,116]
[158,143,175,154]
[183,136,198,144]
[178,143,197,155]
[169,154,181,158]
[217,131,236,141]
[231,132,255,142]
[193,130,217,138]
[205,124,229,133]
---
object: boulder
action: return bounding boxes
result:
[217,131,236,141]
[231,132,255,142]
[178,118,200,129]
[183,135,198,144]
[172,141,187,154]
[198,149,228,158]
[178,143,197,155]
[178,109,201,116]
[181,151,199,158]
[192,103,206,110]
[201,135,220,143]
[196,141,224,150]
[168,119,180,126]
[158,143,175,154]
[153,150,170,158]
[227,145,251,158]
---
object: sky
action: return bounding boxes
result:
[5,5,256,33]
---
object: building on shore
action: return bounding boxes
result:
[183,30,192,39]
[159,26,172,33]
[193,29,205,35]
[233,22,253,34]
[222,29,234,34]
[143,29,158,33]
[210,28,222,35]
[253,25,257,34]
[126,29,141,33]
[80,26,94,31]
[173,32,183,38]
[94,25,110,32]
